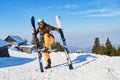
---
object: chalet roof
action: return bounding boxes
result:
[5,35,25,43]
[0,39,10,48]
[11,35,25,43]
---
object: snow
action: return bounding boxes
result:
[0,49,120,80]
[19,44,35,48]
[0,39,10,48]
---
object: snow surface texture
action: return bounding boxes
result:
[0,49,120,80]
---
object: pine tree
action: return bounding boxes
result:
[105,38,113,56]
[117,46,120,56]
[97,45,106,55]
[92,37,100,54]
[51,42,64,51]
[110,47,117,56]
[92,37,120,56]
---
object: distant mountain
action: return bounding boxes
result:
[81,47,92,53]
[68,46,80,52]
[68,46,92,53]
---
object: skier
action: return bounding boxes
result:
[32,18,59,69]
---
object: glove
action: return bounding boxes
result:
[32,29,35,34]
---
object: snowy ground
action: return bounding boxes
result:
[0,49,120,80]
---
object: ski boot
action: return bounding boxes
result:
[45,58,51,69]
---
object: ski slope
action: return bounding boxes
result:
[0,49,120,80]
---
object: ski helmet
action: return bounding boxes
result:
[37,18,44,23]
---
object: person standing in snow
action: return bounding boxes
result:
[32,18,59,69]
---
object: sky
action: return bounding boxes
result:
[0,0,120,48]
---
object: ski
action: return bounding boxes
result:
[31,16,44,72]
[55,15,73,70]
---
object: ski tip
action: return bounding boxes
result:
[31,16,33,19]
[31,16,35,26]
[31,16,35,20]
[56,15,60,19]
[56,15,58,17]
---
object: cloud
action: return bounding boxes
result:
[47,4,80,9]
[25,4,80,13]
[86,9,120,17]
[70,8,120,17]
[62,4,79,9]
[71,8,109,15]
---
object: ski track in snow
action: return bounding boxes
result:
[0,49,120,80]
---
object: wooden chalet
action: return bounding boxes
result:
[0,39,10,57]
[5,35,26,47]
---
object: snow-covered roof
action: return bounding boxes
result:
[0,39,10,48]
[11,35,25,43]
[19,44,35,48]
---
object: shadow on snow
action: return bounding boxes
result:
[72,53,97,69]
[52,62,67,68]
[52,53,97,69]
[0,56,36,68]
